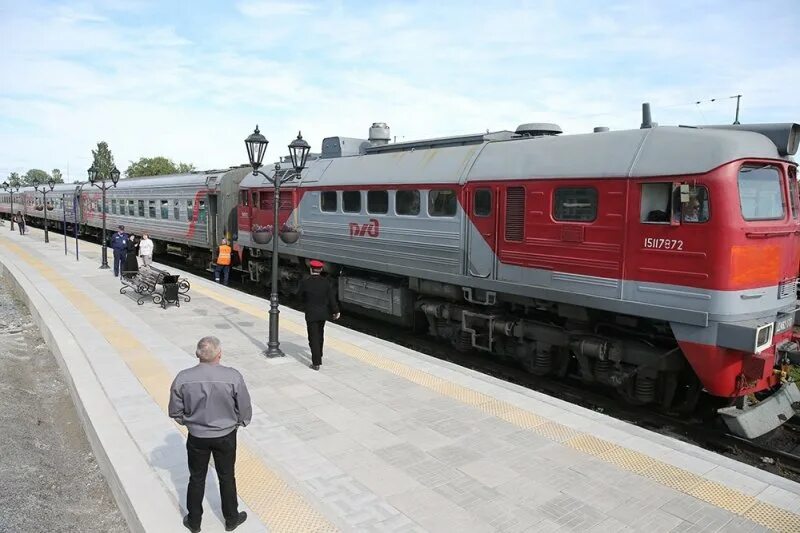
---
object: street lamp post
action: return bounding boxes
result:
[33,178,55,243]
[2,179,21,230]
[244,127,311,357]
[87,164,120,269]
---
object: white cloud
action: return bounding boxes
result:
[236,0,315,18]
[0,0,798,179]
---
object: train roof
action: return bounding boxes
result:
[238,124,791,190]
[466,126,783,182]
[111,173,212,189]
[13,182,82,194]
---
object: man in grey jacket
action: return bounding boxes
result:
[169,336,253,532]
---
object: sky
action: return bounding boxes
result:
[1,0,798,181]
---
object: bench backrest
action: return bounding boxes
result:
[137,268,163,287]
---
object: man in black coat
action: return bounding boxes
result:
[297,260,340,370]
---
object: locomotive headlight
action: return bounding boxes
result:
[755,323,774,353]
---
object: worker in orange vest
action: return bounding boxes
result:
[214,239,232,286]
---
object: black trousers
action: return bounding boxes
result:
[307,320,325,365]
[186,429,239,528]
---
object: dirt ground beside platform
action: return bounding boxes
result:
[0,276,128,533]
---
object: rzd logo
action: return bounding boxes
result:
[349,218,380,238]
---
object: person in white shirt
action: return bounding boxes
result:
[139,233,154,267]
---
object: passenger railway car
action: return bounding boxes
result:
[1,168,250,263]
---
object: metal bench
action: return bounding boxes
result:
[120,266,191,308]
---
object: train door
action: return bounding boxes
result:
[467,186,497,278]
[208,194,219,246]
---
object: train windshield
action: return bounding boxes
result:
[738,165,785,221]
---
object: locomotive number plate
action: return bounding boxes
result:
[643,238,683,250]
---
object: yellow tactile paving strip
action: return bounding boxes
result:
[0,239,337,533]
[191,265,800,532]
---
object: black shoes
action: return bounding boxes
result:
[225,511,248,531]
[182,515,200,532]
[183,511,246,531]
[309,363,320,371]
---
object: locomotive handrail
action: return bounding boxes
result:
[744,230,795,239]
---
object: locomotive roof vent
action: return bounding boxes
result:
[368,122,391,146]
[593,126,610,133]
[321,136,370,159]
[515,123,562,137]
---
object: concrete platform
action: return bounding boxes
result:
[2,227,800,532]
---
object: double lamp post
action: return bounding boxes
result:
[33,177,56,243]
[1,179,21,230]
[87,164,120,269]
[244,126,310,357]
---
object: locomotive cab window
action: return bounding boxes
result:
[553,187,597,222]
[738,165,785,221]
[251,192,258,208]
[474,189,492,217]
[367,190,389,214]
[396,190,420,215]
[640,183,672,223]
[321,191,337,212]
[343,191,361,213]
[641,182,709,223]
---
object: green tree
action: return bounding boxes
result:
[176,162,195,173]
[51,169,64,183]
[22,169,51,186]
[8,172,21,187]
[91,141,116,179]
[124,156,196,178]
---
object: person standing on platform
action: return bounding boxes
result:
[297,260,340,370]
[168,336,251,533]
[214,238,232,286]
[123,235,139,278]
[110,225,128,277]
[139,233,154,267]
[16,211,25,235]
